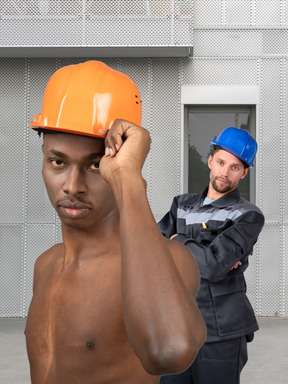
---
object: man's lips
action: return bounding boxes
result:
[217,178,229,185]
[58,201,91,218]
[59,202,90,209]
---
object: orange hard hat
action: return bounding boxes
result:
[28,61,142,137]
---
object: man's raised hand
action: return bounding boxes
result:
[99,119,151,186]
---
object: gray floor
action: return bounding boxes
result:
[0,317,287,383]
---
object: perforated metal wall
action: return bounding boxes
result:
[0,0,192,47]
[1,0,288,318]
[0,57,184,317]
[191,0,288,317]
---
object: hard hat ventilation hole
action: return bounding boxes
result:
[134,94,142,105]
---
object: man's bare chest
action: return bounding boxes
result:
[26,259,125,363]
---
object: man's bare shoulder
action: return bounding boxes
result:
[165,238,200,297]
[35,243,63,266]
[33,243,63,289]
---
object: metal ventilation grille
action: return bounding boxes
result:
[0,0,193,47]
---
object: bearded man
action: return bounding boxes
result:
[159,127,265,384]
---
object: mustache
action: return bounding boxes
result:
[56,196,92,207]
[216,176,230,182]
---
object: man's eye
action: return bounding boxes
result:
[51,159,64,166]
[90,161,100,170]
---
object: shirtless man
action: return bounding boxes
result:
[25,61,206,384]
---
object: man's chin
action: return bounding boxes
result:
[218,186,231,194]
[212,181,232,194]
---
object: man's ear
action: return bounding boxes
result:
[208,155,213,170]
[241,167,249,179]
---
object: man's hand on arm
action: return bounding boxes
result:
[230,261,242,270]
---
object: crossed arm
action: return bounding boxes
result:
[158,196,265,283]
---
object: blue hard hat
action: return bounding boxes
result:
[211,127,257,167]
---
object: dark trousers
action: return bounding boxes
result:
[159,336,248,384]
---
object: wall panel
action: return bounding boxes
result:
[259,58,282,223]
[149,58,181,221]
[0,226,23,317]
[0,59,26,224]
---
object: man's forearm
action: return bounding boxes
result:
[117,176,205,374]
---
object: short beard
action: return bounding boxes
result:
[211,178,233,194]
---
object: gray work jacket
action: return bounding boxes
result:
[158,187,265,343]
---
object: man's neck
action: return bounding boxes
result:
[206,183,236,201]
[60,218,120,265]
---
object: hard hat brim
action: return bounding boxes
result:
[28,121,106,138]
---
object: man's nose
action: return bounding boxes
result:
[221,165,229,177]
[62,167,86,196]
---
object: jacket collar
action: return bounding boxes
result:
[182,187,241,208]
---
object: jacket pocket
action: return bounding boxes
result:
[199,219,233,245]
[210,274,257,337]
